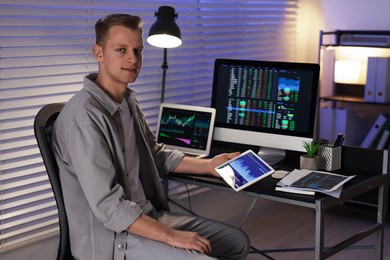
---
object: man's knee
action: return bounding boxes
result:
[233,228,251,259]
[212,225,250,260]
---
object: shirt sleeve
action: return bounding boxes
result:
[67,122,142,233]
[135,102,185,175]
[148,126,185,175]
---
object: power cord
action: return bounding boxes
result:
[239,197,257,228]
[185,184,193,212]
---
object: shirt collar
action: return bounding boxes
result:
[84,73,136,116]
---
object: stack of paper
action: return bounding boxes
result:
[275,169,355,198]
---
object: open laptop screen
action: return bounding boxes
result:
[156,103,216,156]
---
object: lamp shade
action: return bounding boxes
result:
[147,6,182,48]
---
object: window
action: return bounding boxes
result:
[0,0,298,252]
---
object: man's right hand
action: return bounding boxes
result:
[127,214,211,254]
[164,228,211,254]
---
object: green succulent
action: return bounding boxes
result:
[302,140,319,158]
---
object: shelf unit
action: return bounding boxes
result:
[318,30,390,146]
[320,96,390,105]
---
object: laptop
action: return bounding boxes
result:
[156,103,216,158]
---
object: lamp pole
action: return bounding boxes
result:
[160,48,168,103]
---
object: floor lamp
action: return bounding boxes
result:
[147,6,182,104]
[148,6,182,196]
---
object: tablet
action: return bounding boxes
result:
[215,150,275,191]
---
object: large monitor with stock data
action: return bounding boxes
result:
[211,58,320,164]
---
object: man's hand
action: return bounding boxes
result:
[128,214,211,254]
[165,229,211,254]
[173,151,240,177]
[207,152,240,177]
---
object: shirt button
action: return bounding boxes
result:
[117,244,124,250]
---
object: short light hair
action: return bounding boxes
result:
[95,14,143,46]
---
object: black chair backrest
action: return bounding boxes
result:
[34,103,74,260]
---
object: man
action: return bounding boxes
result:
[52,13,250,260]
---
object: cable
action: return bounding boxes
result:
[185,184,193,212]
[239,197,257,228]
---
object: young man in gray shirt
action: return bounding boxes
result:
[52,13,250,260]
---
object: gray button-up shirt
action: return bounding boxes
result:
[52,74,184,260]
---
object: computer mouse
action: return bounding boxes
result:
[272,170,290,179]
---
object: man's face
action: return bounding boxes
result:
[96,25,144,86]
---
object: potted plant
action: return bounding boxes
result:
[300,140,320,170]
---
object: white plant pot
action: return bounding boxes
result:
[300,155,319,170]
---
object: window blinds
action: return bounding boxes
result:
[0,0,298,252]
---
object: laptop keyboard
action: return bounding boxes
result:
[184,152,200,158]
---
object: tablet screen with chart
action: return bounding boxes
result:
[215,150,275,191]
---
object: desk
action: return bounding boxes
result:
[167,145,389,260]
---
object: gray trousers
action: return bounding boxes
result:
[124,211,251,260]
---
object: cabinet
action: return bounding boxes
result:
[317,30,390,147]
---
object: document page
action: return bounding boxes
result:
[276,169,355,198]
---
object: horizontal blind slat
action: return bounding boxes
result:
[0,201,57,221]
[0,227,59,253]
[0,175,49,190]
[0,193,54,211]
[0,184,53,200]
[0,218,59,240]
[0,211,58,231]
[0,165,45,181]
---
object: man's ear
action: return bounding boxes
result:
[93,44,103,62]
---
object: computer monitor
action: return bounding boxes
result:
[211,58,320,165]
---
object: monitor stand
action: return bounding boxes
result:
[258,147,286,166]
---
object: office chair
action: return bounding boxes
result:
[34,103,74,260]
